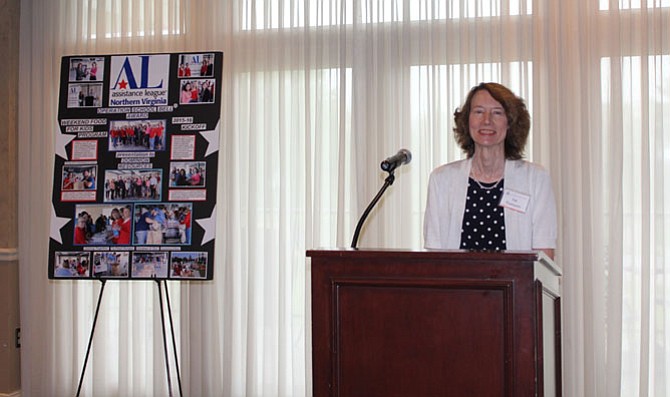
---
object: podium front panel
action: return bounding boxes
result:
[308,249,561,397]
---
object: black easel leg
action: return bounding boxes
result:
[156,280,174,397]
[76,279,107,397]
[162,280,184,397]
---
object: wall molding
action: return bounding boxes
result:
[0,248,18,262]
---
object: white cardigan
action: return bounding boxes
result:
[423,158,557,251]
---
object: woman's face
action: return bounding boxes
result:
[468,89,508,151]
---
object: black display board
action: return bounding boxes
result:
[48,52,223,280]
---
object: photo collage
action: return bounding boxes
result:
[50,52,222,280]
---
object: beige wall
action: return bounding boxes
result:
[0,0,21,393]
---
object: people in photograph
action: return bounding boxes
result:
[184,63,191,76]
[134,207,152,244]
[146,122,164,151]
[109,208,122,244]
[89,61,97,80]
[190,82,199,102]
[154,123,164,150]
[104,174,160,201]
[180,207,191,243]
[200,59,208,76]
[147,207,166,244]
[82,169,95,189]
[75,63,86,80]
[134,176,144,198]
[172,261,183,277]
[62,172,75,190]
[110,121,165,151]
[201,80,213,102]
[76,259,88,276]
[125,124,135,147]
[116,206,132,245]
[180,82,193,104]
[78,90,85,106]
[149,173,159,199]
[110,127,119,148]
[170,165,205,187]
[113,177,123,199]
[423,82,557,259]
[81,211,95,237]
[176,169,188,186]
[189,167,202,185]
[55,259,74,277]
[105,178,114,199]
[74,215,88,245]
[148,124,156,150]
[94,213,107,233]
[206,59,213,76]
[110,253,127,277]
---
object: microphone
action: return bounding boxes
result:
[351,149,411,248]
[380,149,412,172]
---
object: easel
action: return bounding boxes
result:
[75,279,184,397]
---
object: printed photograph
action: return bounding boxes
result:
[69,57,105,81]
[62,164,98,191]
[67,83,104,108]
[108,119,166,151]
[54,251,91,278]
[133,203,192,245]
[131,252,169,278]
[104,169,163,202]
[73,204,133,246]
[179,79,215,104]
[170,252,207,279]
[178,53,215,78]
[169,161,206,187]
[92,251,130,278]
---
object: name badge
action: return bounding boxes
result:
[499,189,530,213]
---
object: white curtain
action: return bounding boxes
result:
[17,0,670,396]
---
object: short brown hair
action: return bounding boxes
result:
[453,82,530,160]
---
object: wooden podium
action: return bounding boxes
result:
[307,249,562,397]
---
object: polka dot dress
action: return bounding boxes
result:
[460,177,506,251]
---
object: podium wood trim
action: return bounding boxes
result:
[307,249,562,397]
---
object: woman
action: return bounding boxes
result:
[423,82,557,259]
[62,172,75,190]
[200,59,208,76]
[189,168,202,186]
[190,83,199,102]
[75,62,86,80]
[201,80,213,102]
[176,169,188,186]
[89,61,97,80]
[109,208,122,244]
[180,82,192,104]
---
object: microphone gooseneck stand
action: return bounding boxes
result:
[350,172,395,249]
